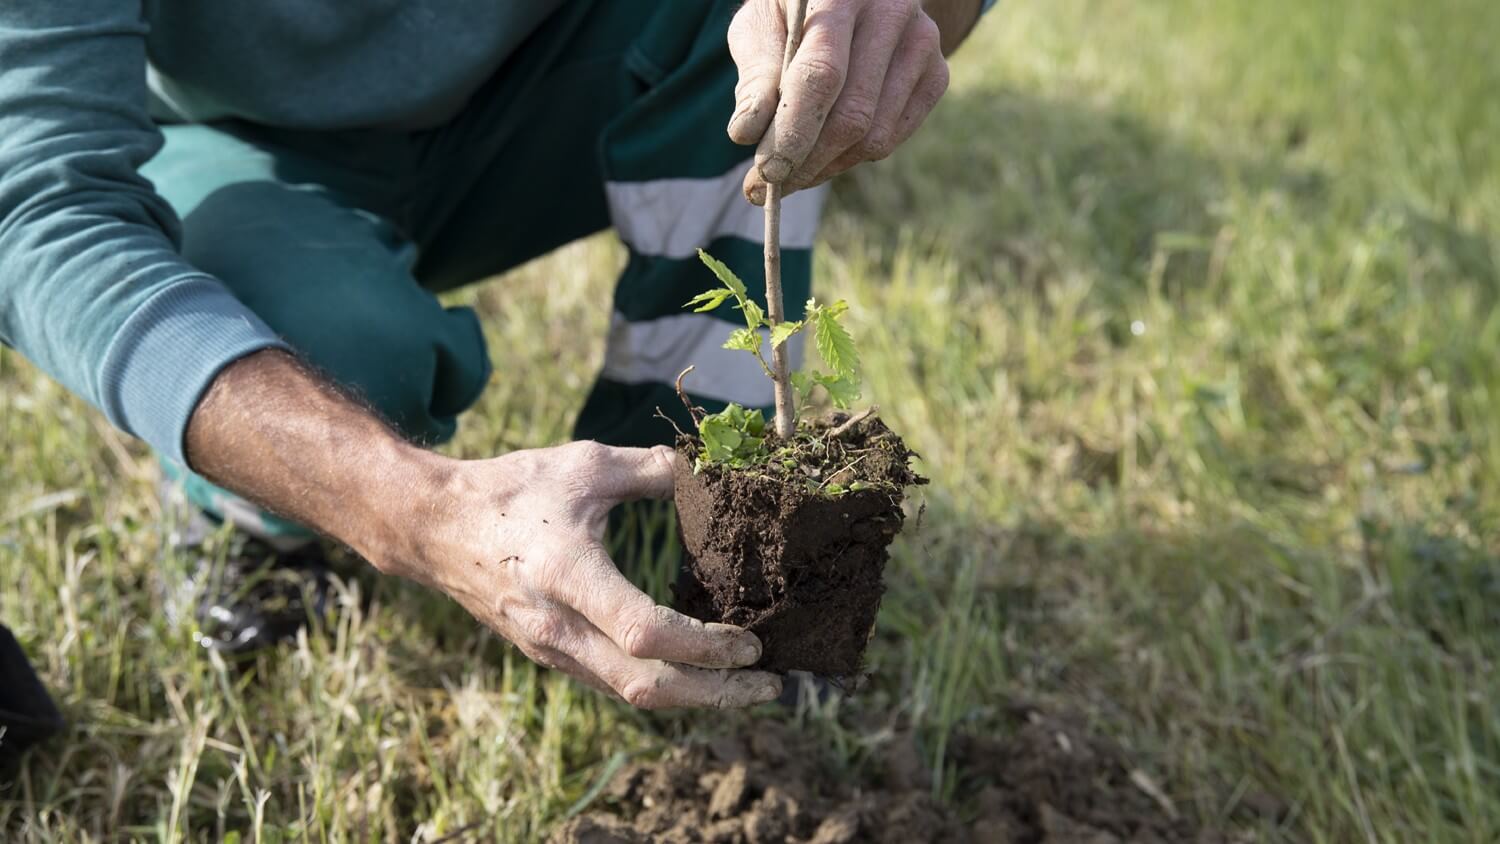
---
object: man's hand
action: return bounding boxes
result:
[185,351,781,709]
[728,0,977,204]
[399,441,782,709]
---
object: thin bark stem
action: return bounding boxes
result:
[764,0,808,440]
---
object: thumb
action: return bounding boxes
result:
[726,1,786,146]
[595,444,678,502]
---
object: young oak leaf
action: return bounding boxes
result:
[696,249,748,300]
[741,299,766,330]
[723,327,763,353]
[812,301,860,378]
[684,288,735,313]
[792,370,860,409]
[816,372,861,409]
[770,320,804,349]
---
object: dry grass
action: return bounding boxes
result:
[5,0,1500,839]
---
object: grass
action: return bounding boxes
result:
[4,0,1499,839]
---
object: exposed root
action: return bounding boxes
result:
[827,405,878,440]
[675,366,705,425]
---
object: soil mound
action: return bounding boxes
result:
[552,710,1217,843]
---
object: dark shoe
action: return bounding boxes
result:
[169,536,335,656]
[0,624,64,760]
[159,481,335,657]
[775,671,845,709]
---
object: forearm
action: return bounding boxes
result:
[184,349,442,575]
[925,0,983,55]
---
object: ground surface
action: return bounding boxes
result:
[3,0,1499,840]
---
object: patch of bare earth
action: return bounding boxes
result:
[552,708,1224,843]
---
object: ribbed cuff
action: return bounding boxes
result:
[97,276,288,467]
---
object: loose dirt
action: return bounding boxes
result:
[552,708,1218,843]
[673,415,924,675]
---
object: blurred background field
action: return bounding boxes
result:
[4,0,1499,839]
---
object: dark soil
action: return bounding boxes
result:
[551,708,1221,843]
[672,414,924,675]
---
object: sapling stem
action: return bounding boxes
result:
[763,0,808,440]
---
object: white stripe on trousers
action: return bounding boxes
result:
[605,159,828,260]
[601,311,807,406]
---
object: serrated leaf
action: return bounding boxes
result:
[684,288,734,313]
[813,305,860,378]
[770,320,804,348]
[741,299,766,330]
[697,249,747,299]
[723,327,763,353]
[817,373,861,409]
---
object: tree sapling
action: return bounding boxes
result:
[670,250,925,676]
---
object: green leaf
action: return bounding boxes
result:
[741,299,766,330]
[791,370,861,409]
[697,249,747,300]
[791,370,815,401]
[743,407,766,437]
[817,373,861,409]
[813,301,860,377]
[695,403,772,467]
[770,320,804,348]
[723,327,763,353]
[700,416,742,463]
[825,483,847,496]
[684,288,734,313]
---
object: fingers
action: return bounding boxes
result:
[522,641,623,702]
[889,38,950,150]
[788,42,948,194]
[547,544,764,670]
[740,5,947,205]
[513,588,780,710]
[569,619,783,710]
[785,2,914,187]
[569,442,677,502]
[754,1,857,184]
[600,444,677,502]
[727,1,787,146]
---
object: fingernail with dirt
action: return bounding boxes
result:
[735,637,761,667]
[758,154,792,184]
[759,676,782,703]
[745,182,767,206]
[728,99,760,135]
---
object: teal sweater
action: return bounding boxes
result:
[0,2,561,466]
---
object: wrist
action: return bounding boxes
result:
[347,440,458,581]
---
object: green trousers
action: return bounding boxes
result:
[143,0,826,541]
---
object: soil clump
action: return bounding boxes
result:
[672,415,923,675]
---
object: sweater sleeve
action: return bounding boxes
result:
[0,2,286,467]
